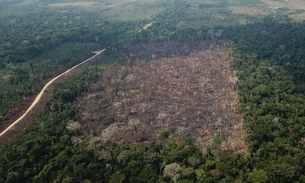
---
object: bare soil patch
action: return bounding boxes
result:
[76,43,246,153]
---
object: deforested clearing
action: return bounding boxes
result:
[75,43,246,153]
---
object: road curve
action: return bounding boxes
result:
[0,49,106,137]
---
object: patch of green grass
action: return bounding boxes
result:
[161,130,170,139]
[212,134,227,150]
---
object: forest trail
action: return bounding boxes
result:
[138,21,154,32]
[0,49,106,137]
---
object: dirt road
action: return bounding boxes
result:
[0,49,105,137]
[138,21,154,32]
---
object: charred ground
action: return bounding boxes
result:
[74,42,246,153]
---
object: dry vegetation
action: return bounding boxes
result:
[260,0,305,9]
[290,12,305,22]
[259,0,305,21]
[75,43,246,153]
[230,6,269,16]
[47,2,97,7]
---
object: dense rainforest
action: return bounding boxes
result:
[1,0,305,182]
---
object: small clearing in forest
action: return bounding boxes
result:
[139,21,154,32]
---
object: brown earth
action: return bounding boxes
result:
[75,43,246,153]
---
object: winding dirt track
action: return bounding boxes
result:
[0,49,106,137]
